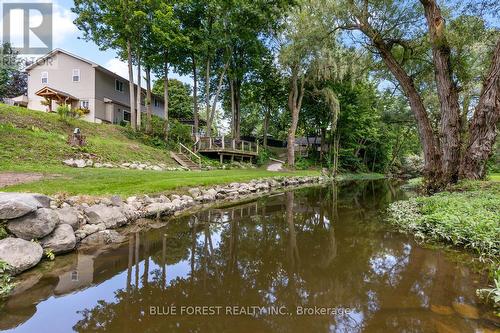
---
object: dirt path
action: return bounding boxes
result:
[0,172,45,188]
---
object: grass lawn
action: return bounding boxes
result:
[1,166,322,196]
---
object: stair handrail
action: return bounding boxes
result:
[179,142,202,169]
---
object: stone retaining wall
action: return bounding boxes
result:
[0,175,329,276]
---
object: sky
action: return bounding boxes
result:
[0,0,192,87]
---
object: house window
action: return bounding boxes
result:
[115,79,124,92]
[72,69,80,82]
[71,271,78,281]
[41,71,48,84]
[123,111,131,122]
[154,98,160,107]
[80,100,89,109]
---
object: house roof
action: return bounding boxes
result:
[295,137,322,145]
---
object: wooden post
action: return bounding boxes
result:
[232,139,235,150]
[256,141,259,154]
[222,135,225,149]
[220,154,223,164]
[209,137,212,149]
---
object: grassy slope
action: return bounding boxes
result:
[0,103,175,168]
[0,104,324,195]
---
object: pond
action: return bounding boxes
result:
[0,180,498,332]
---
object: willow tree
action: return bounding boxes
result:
[278,0,350,167]
[329,0,500,189]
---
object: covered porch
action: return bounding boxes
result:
[35,86,78,112]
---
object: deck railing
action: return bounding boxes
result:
[179,142,202,168]
[196,136,259,155]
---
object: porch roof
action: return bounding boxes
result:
[35,86,78,103]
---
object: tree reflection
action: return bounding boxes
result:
[2,181,486,333]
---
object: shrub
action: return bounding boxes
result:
[256,148,271,166]
[56,104,70,120]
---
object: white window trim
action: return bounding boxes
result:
[41,71,48,84]
[72,69,80,82]
[79,100,89,109]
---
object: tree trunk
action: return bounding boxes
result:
[204,58,211,136]
[320,127,326,161]
[287,70,304,168]
[136,57,141,130]
[421,0,462,183]
[460,38,500,179]
[233,78,241,139]
[368,33,443,187]
[145,66,152,134]
[127,40,136,130]
[192,54,199,137]
[163,53,169,141]
[230,79,235,137]
[207,60,229,137]
[263,107,270,148]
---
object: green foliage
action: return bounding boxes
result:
[152,79,192,120]
[0,224,7,240]
[56,105,70,120]
[44,249,55,261]
[294,157,318,170]
[0,260,14,297]
[477,267,500,309]
[256,148,271,166]
[387,181,500,258]
[169,120,193,145]
[0,42,27,98]
[125,115,193,150]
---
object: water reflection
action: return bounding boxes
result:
[0,180,497,333]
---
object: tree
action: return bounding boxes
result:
[73,0,141,130]
[278,0,349,168]
[330,0,500,188]
[151,0,188,140]
[0,43,27,98]
[153,78,193,120]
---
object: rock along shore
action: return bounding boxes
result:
[0,175,329,276]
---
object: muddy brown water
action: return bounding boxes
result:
[0,180,498,333]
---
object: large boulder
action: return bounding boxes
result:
[74,223,105,240]
[0,238,43,275]
[55,207,80,231]
[39,224,76,254]
[144,202,174,217]
[80,230,126,246]
[7,208,58,240]
[84,204,127,228]
[0,192,51,220]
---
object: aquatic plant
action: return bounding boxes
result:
[477,267,500,310]
[0,260,14,297]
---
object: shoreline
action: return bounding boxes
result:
[0,175,333,279]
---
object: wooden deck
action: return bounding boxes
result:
[195,136,259,162]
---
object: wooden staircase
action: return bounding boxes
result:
[171,143,202,171]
